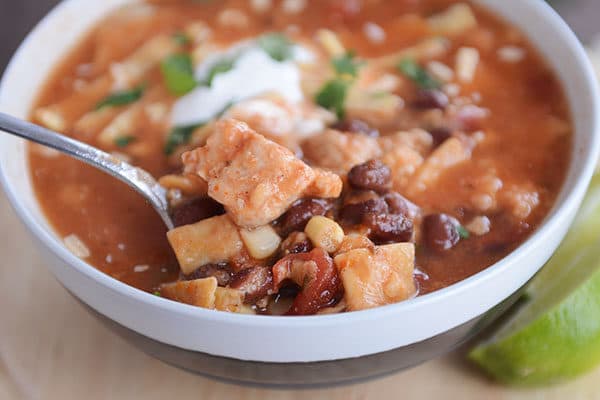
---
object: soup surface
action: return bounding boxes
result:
[29,0,571,315]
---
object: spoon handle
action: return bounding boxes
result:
[0,112,174,230]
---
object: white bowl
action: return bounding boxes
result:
[1,0,599,385]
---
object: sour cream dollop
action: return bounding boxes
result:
[171,46,305,126]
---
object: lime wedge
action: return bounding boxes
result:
[469,174,600,386]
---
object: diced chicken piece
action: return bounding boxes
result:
[334,243,416,311]
[346,88,404,126]
[468,171,503,212]
[304,168,343,198]
[183,119,339,227]
[499,183,540,220]
[371,37,451,69]
[379,129,433,157]
[167,214,244,275]
[407,137,472,196]
[214,287,244,312]
[226,96,333,143]
[302,129,382,173]
[335,234,375,256]
[427,3,477,35]
[160,277,218,308]
[226,97,296,140]
[73,107,121,140]
[382,145,424,192]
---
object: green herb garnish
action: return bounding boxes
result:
[160,54,197,96]
[114,135,136,148]
[397,58,441,89]
[203,59,235,86]
[315,79,351,119]
[95,85,145,110]
[457,225,471,239]
[164,124,203,155]
[258,33,293,62]
[172,32,191,46]
[153,291,162,297]
[332,51,363,78]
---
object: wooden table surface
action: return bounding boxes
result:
[3,1,600,399]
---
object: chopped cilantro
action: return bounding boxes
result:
[203,59,235,86]
[160,54,197,96]
[172,32,191,46]
[315,79,351,119]
[153,291,162,297]
[332,51,363,78]
[457,225,471,239]
[95,85,145,110]
[258,33,293,62]
[114,135,136,148]
[164,124,203,155]
[397,58,441,89]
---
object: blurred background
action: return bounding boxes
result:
[1,0,600,76]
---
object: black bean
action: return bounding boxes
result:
[339,197,389,225]
[280,232,313,256]
[383,192,410,216]
[171,197,225,227]
[278,198,330,235]
[423,213,460,252]
[364,213,414,244]
[348,160,392,193]
[229,266,273,302]
[183,263,232,286]
[333,119,379,137]
[413,89,449,109]
[428,127,453,147]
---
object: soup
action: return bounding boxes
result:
[29,0,571,315]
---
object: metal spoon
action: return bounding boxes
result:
[0,112,175,230]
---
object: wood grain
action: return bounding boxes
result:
[2,191,600,399]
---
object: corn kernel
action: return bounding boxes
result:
[305,216,344,253]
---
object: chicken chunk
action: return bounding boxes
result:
[160,277,218,308]
[382,145,424,192]
[407,136,472,196]
[183,119,341,227]
[167,214,244,275]
[334,243,416,311]
[302,129,382,174]
[161,277,245,312]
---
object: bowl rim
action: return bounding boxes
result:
[1,0,599,334]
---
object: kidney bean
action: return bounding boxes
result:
[277,198,331,235]
[348,160,392,193]
[413,89,449,109]
[364,213,414,244]
[339,196,389,225]
[272,248,342,315]
[423,213,461,252]
[183,263,232,286]
[230,266,274,303]
[333,118,379,138]
[172,197,225,227]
